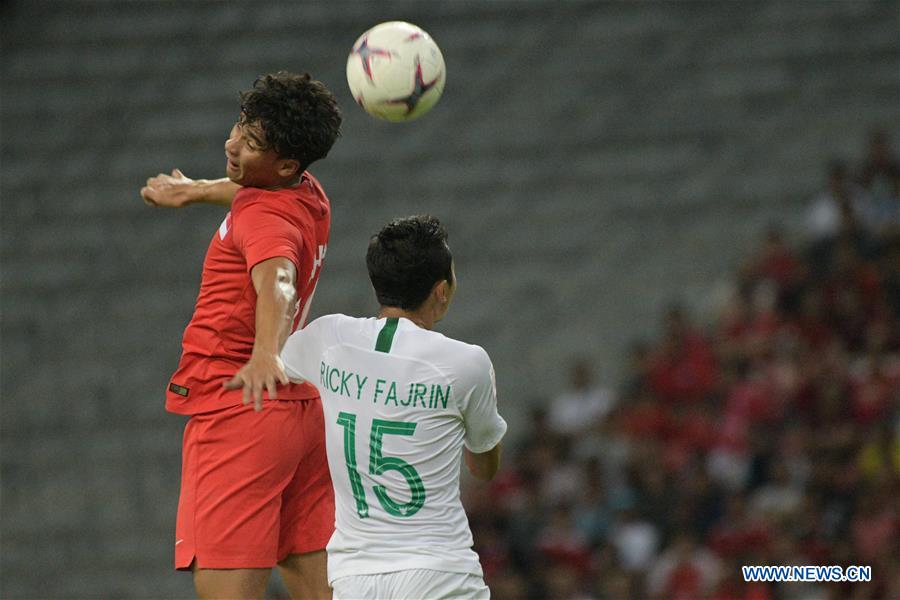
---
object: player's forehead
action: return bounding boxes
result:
[237,114,268,145]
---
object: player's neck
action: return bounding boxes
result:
[260,174,302,191]
[378,307,433,330]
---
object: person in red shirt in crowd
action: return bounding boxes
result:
[671,401,718,454]
[620,389,674,441]
[647,533,721,600]
[858,130,900,201]
[140,72,341,599]
[707,494,772,559]
[789,288,835,351]
[752,227,803,292]
[850,349,897,425]
[535,505,593,574]
[851,493,897,563]
[648,304,719,404]
[821,240,885,348]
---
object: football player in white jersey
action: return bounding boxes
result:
[279,215,506,599]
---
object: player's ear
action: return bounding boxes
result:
[433,279,450,304]
[277,159,301,178]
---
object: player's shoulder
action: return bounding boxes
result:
[428,330,488,358]
[304,313,371,340]
[232,185,275,205]
[231,187,285,220]
[232,184,323,230]
[288,172,329,209]
[304,312,348,332]
[302,170,325,193]
[234,177,323,206]
[420,329,492,376]
[296,172,330,219]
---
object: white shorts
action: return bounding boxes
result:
[332,568,490,600]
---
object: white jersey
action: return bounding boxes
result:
[281,315,507,584]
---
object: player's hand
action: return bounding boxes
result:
[140,169,197,208]
[222,353,290,412]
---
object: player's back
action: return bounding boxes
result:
[282,314,506,581]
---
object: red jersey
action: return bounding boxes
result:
[166,173,330,415]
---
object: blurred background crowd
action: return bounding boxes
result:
[464,134,899,599]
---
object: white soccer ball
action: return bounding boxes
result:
[346,21,446,122]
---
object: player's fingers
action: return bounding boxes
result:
[172,168,184,178]
[242,381,252,406]
[266,377,278,401]
[253,382,264,412]
[141,187,159,206]
[141,187,160,206]
[277,371,289,386]
[223,375,244,390]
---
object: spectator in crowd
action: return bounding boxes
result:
[805,160,872,244]
[572,460,612,546]
[619,341,653,400]
[610,508,660,575]
[548,358,616,435]
[648,304,719,404]
[850,491,896,564]
[880,240,900,314]
[857,420,900,483]
[750,226,803,294]
[749,463,804,521]
[646,533,721,600]
[536,504,593,574]
[857,130,900,202]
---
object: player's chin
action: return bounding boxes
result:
[225,161,242,182]
[226,171,247,186]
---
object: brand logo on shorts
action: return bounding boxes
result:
[169,383,190,397]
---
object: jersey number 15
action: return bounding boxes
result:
[336,412,426,518]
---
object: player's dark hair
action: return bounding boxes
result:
[239,71,342,172]
[367,215,453,310]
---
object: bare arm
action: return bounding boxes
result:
[141,169,240,208]
[465,443,502,481]
[223,256,297,410]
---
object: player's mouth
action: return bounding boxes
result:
[226,157,240,173]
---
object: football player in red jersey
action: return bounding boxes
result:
[141,72,341,599]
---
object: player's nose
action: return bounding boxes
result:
[224,124,241,155]
[224,135,239,157]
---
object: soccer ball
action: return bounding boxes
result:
[346,21,446,122]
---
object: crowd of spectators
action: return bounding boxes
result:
[467,132,900,599]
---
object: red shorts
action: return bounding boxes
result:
[174,398,334,570]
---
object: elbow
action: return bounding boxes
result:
[465,445,501,481]
[275,273,297,305]
[283,287,298,309]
